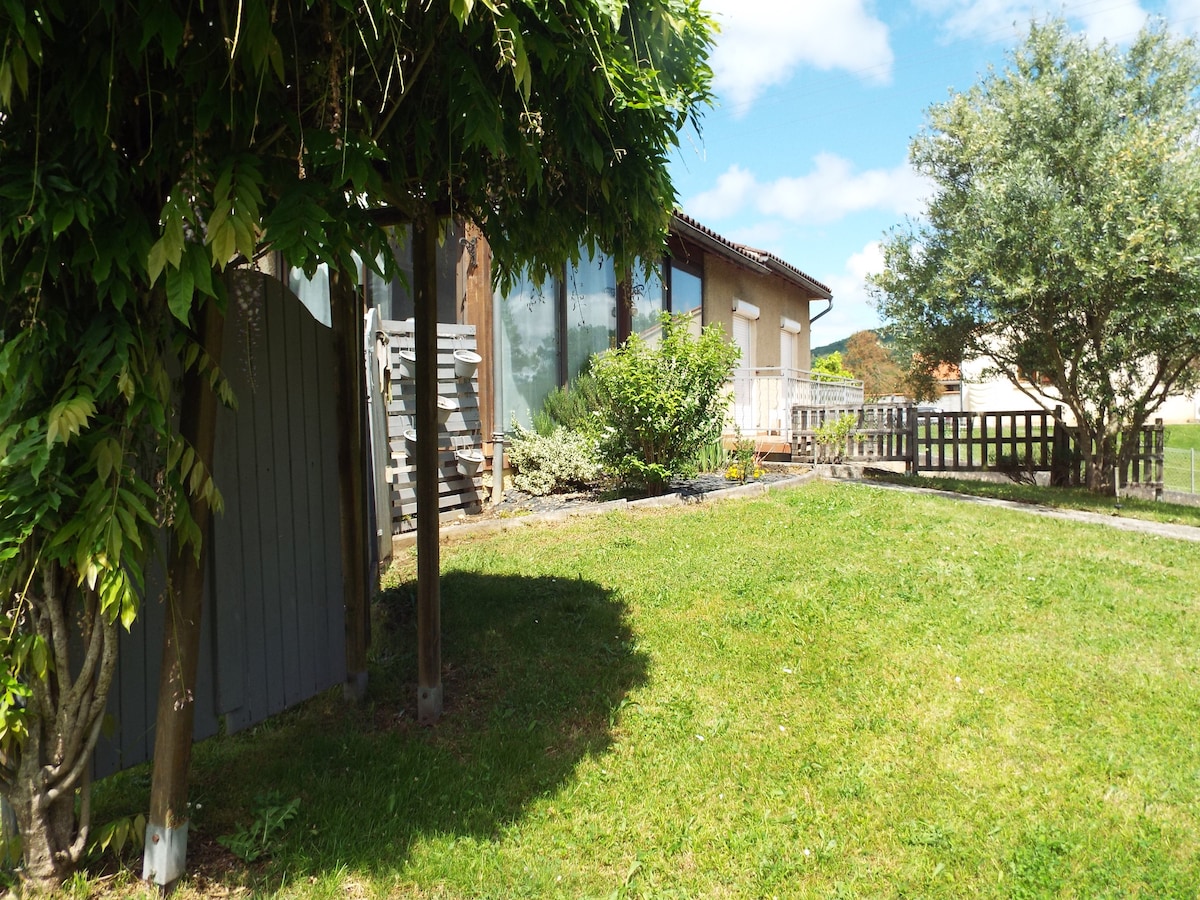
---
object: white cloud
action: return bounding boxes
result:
[1166,0,1200,32]
[812,242,887,346]
[914,0,1151,45]
[686,156,930,225]
[703,0,893,114]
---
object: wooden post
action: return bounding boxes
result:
[1154,418,1164,501]
[908,404,919,475]
[413,214,443,724]
[331,269,371,702]
[142,298,224,889]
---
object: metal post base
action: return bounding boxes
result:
[142,820,188,888]
[418,683,443,725]
[344,669,368,704]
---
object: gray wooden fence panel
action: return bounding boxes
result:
[93,272,346,777]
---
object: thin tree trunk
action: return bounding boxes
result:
[142,297,225,888]
[413,212,442,724]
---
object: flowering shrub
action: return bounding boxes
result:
[506,422,602,495]
[592,314,739,495]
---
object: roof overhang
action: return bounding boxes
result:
[669,211,833,300]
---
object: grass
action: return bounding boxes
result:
[1164,424,1200,453]
[84,480,1200,898]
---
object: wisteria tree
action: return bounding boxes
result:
[0,0,713,886]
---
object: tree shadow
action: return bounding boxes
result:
[180,571,648,884]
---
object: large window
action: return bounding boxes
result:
[670,261,703,337]
[566,249,618,380]
[499,273,561,429]
[630,264,665,345]
[363,224,460,324]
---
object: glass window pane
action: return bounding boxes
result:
[287,264,332,328]
[630,262,664,345]
[671,263,702,337]
[499,273,560,430]
[566,249,617,378]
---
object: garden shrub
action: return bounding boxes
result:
[532,369,602,437]
[814,413,859,462]
[592,313,740,494]
[506,421,602,495]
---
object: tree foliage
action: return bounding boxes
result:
[811,351,856,380]
[592,314,739,494]
[0,0,713,885]
[843,331,903,401]
[872,20,1200,490]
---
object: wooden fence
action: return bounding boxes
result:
[94,272,347,777]
[792,404,1165,495]
[381,321,485,539]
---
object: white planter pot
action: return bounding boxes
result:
[453,349,482,380]
[397,349,416,379]
[403,428,417,455]
[455,448,484,477]
[437,396,459,424]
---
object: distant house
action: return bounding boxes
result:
[288,211,849,451]
[939,354,1198,423]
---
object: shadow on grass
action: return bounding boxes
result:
[177,570,648,886]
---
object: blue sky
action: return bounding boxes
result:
[670,0,1200,348]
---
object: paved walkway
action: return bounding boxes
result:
[849,478,1200,543]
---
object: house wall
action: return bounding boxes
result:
[701,255,812,370]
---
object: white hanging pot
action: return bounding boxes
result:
[397,349,416,379]
[453,348,482,380]
[455,448,484,477]
[402,428,417,454]
[437,396,459,424]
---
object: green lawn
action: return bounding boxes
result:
[1165,424,1200,452]
[88,481,1200,898]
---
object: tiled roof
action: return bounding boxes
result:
[670,211,832,299]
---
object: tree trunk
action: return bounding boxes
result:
[5,565,115,891]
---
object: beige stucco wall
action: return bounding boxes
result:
[702,255,813,370]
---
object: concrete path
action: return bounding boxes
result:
[847,478,1200,544]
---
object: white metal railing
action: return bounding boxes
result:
[729,368,865,440]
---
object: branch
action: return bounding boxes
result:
[371,14,450,144]
[64,765,92,865]
[42,708,105,807]
[53,587,106,780]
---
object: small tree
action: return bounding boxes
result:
[592,314,740,494]
[844,331,903,400]
[872,20,1200,491]
[811,351,856,380]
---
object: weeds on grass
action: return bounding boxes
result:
[217,792,300,863]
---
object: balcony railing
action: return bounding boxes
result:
[729,368,865,441]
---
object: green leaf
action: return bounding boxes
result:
[166,262,196,323]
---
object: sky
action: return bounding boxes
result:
[670,0,1200,349]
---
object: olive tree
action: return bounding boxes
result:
[0,0,713,886]
[872,20,1200,491]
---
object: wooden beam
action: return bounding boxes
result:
[331,269,371,702]
[413,213,443,724]
[142,298,224,890]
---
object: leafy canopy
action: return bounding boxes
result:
[872,20,1200,487]
[0,0,714,882]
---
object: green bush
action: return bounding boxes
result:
[814,413,859,462]
[532,369,602,437]
[506,422,602,495]
[592,314,740,494]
